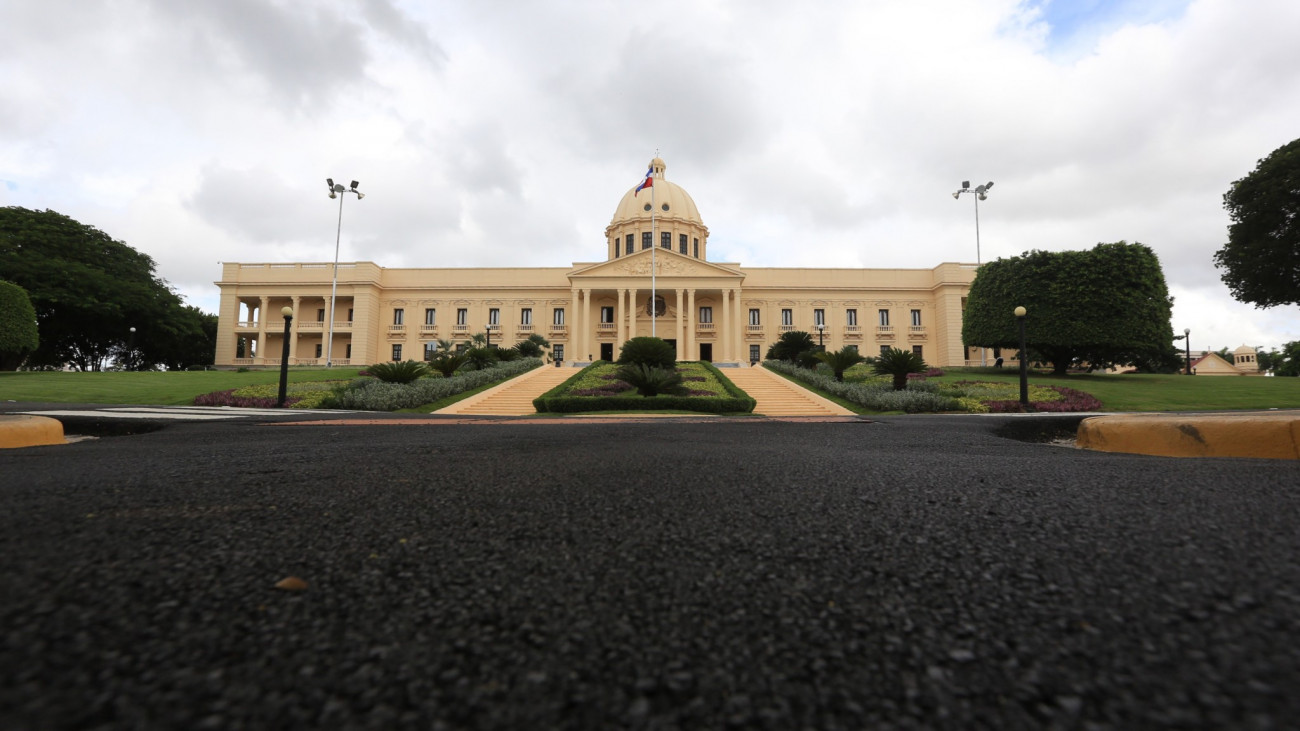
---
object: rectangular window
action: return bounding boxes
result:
[521,308,532,325]
[600,306,614,323]
[642,231,652,250]
[625,234,634,255]
[881,345,891,357]
[553,344,565,363]
[814,308,825,327]
[912,345,923,358]
[345,344,351,359]
[661,231,671,249]
[748,308,760,325]
[347,308,354,322]
[845,344,858,354]
[392,344,402,361]
[911,309,922,327]
[315,343,322,358]
[846,309,858,326]
[693,238,699,258]
[781,309,793,326]
[488,308,500,326]
[553,308,565,326]
[699,306,713,324]
[613,240,620,258]
[679,233,687,254]
[317,308,325,322]
[993,347,1002,358]
[456,308,468,325]
[750,344,760,363]
[878,309,890,327]
[393,308,404,326]
[424,343,437,361]
[424,308,436,326]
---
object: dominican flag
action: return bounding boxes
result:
[634,165,653,196]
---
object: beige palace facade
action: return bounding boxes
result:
[215,159,978,368]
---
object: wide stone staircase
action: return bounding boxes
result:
[435,365,575,416]
[724,366,853,417]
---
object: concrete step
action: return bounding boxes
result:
[437,366,576,416]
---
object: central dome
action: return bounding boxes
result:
[604,158,710,261]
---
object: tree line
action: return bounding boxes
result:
[0,207,216,371]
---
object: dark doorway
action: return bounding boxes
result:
[700,343,713,362]
[600,342,614,361]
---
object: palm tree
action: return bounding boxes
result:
[873,347,927,390]
[470,332,487,349]
[427,352,467,377]
[813,346,866,382]
[765,330,815,362]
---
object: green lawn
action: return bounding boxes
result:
[923,368,1300,411]
[0,368,364,406]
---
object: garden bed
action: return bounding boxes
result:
[533,361,755,414]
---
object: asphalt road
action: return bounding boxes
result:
[1,414,1297,729]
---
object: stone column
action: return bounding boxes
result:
[686,289,696,360]
[720,290,731,362]
[570,288,579,362]
[581,288,592,361]
[257,296,269,363]
[289,296,300,362]
[675,288,685,360]
[733,288,743,363]
[616,289,626,347]
[628,287,638,341]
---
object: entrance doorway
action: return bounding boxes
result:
[600,343,613,361]
[700,343,713,362]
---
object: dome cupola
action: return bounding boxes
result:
[605,157,709,261]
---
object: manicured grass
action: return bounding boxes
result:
[0,368,364,406]
[838,364,1300,412]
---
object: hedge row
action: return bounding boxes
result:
[533,361,756,414]
[329,358,543,411]
[764,360,960,413]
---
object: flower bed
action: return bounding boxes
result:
[533,361,754,414]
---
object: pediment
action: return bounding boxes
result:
[569,249,743,280]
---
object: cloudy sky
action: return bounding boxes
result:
[3,0,1298,352]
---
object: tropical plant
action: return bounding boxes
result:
[874,348,928,390]
[765,330,815,363]
[427,352,467,377]
[615,362,686,397]
[813,346,866,382]
[616,336,675,369]
[494,346,522,362]
[365,360,430,384]
[515,339,544,358]
[327,358,543,410]
[470,332,488,349]
[463,346,499,370]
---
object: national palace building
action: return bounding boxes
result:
[215,158,978,367]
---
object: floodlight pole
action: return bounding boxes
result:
[954,180,994,367]
[325,179,363,367]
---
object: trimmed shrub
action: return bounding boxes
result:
[0,280,39,370]
[765,360,960,413]
[534,360,755,414]
[328,358,542,410]
[617,337,676,369]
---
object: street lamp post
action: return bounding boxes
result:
[1015,306,1030,410]
[817,323,825,351]
[485,325,492,349]
[277,307,293,407]
[127,326,136,371]
[1174,327,1192,375]
[325,179,364,367]
[954,180,994,367]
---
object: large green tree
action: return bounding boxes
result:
[0,207,215,371]
[0,280,40,370]
[1214,138,1300,308]
[963,242,1176,375]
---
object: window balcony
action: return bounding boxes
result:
[696,322,716,333]
[420,324,438,334]
[518,323,534,333]
[844,325,863,339]
[596,323,616,332]
[876,326,896,339]
[236,320,258,330]
[779,324,795,332]
[452,324,469,334]
[298,321,323,330]
[745,325,764,339]
[908,326,927,339]
[549,323,567,333]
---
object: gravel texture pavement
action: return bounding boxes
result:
[1,415,1296,729]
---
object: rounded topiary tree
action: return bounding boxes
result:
[617,336,675,369]
[0,281,39,370]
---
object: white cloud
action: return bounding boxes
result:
[2,0,1299,349]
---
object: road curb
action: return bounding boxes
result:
[1077,412,1300,460]
[0,415,67,449]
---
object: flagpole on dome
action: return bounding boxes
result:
[651,162,657,338]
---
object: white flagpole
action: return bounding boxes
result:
[650,163,657,338]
